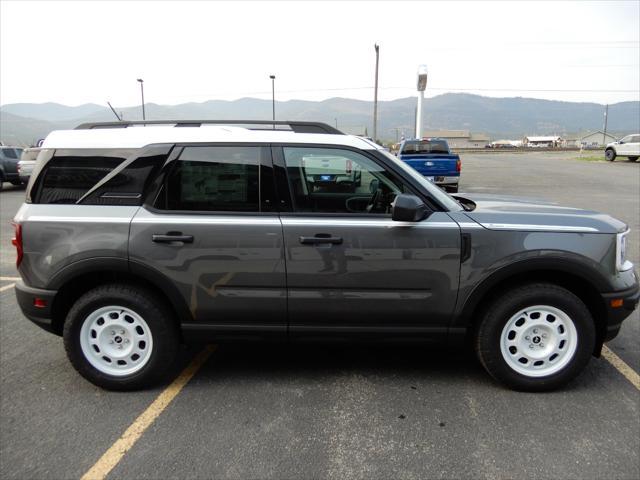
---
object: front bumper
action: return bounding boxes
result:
[601,284,639,341]
[15,281,59,335]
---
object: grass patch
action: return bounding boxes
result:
[575,154,606,162]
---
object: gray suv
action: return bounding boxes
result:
[13,120,639,391]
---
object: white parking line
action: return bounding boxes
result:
[0,283,16,293]
[0,276,20,281]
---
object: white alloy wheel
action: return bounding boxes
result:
[79,305,154,376]
[499,305,578,377]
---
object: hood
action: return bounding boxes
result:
[453,193,627,234]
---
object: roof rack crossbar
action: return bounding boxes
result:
[74,120,344,135]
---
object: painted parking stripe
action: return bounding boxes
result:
[0,283,16,293]
[81,345,216,480]
[0,276,21,281]
[602,345,640,391]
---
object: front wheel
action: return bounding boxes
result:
[63,284,180,390]
[475,283,595,391]
[605,149,616,161]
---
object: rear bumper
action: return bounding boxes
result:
[15,281,59,335]
[427,175,459,185]
[601,284,639,341]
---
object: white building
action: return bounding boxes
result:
[579,131,618,148]
[421,130,490,148]
[523,136,563,148]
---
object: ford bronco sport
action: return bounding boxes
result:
[12,120,639,391]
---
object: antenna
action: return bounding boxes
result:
[107,102,123,121]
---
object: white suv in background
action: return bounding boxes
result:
[605,134,640,162]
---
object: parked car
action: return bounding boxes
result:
[12,120,638,391]
[17,147,41,184]
[397,138,461,193]
[605,134,640,162]
[0,146,25,190]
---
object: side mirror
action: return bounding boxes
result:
[392,194,430,222]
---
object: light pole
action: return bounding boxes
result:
[136,78,146,121]
[270,75,276,128]
[415,65,428,139]
[373,44,380,142]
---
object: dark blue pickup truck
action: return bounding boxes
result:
[397,138,460,192]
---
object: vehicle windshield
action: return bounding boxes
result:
[378,150,463,212]
[401,140,449,154]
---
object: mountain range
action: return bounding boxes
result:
[1,93,638,146]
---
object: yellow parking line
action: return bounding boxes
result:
[0,283,16,293]
[81,345,217,480]
[0,276,20,281]
[602,345,640,391]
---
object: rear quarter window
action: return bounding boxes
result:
[30,148,168,205]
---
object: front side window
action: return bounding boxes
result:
[159,146,260,212]
[283,147,409,214]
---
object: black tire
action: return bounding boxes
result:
[475,283,595,392]
[628,156,638,162]
[446,185,459,193]
[605,149,616,161]
[63,284,180,390]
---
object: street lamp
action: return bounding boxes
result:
[415,65,428,139]
[136,78,146,121]
[269,75,276,128]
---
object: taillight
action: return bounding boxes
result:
[11,223,23,268]
[456,159,461,172]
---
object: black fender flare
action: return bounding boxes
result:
[456,256,611,327]
[47,257,193,325]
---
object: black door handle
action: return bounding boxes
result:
[152,232,194,244]
[299,234,343,245]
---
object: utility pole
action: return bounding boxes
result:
[373,44,379,142]
[270,75,276,128]
[136,79,146,121]
[602,104,609,146]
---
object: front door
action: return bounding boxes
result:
[277,146,460,337]
[129,145,286,334]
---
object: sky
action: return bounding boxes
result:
[1,0,639,108]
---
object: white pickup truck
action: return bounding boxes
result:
[605,134,639,162]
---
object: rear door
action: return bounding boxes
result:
[276,145,460,338]
[129,144,287,335]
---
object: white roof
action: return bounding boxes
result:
[41,125,380,150]
[524,136,562,142]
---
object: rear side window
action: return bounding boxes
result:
[32,148,168,205]
[157,146,261,212]
[1,148,19,159]
[401,140,449,154]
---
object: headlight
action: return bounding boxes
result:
[616,229,633,272]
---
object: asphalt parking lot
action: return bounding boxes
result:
[1,151,639,480]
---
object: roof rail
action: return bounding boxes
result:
[74,120,344,135]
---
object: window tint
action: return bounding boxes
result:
[2,148,18,159]
[283,147,408,214]
[35,149,135,204]
[160,146,260,212]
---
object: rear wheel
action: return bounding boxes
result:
[605,149,616,161]
[475,283,595,391]
[63,284,179,390]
